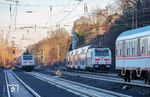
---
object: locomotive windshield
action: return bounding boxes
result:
[23,55,33,60]
[95,49,109,56]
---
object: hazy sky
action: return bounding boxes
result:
[0,0,115,50]
[0,0,115,28]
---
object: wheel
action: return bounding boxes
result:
[148,77,150,84]
[131,71,137,80]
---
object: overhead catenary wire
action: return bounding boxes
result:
[46,0,109,27]
[57,1,82,24]
[0,0,110,29]
[0,0,105,10]
[45,0,71,26]
[0,1,83,7]
[1,0,148,33]
[61,0,71,12]
[2,11,149,30]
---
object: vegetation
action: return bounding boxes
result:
[73,7,120,47]
[0,35,14,67]
[27,28,71,66]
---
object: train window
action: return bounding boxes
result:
[141,38,148,54]
[91,52,93,56]
[87,49,91,56]
[137,39,141,55]
[116,49,118,56]
[132,48,135,55]
[144,38,148,54]
[95,49,109,56]
[116,44,118,56]
[120,49,122,56]
[142,46,145,54]
[134,40,137,55]
[127,48,130,56]
[122,41,126,57]
[70,52,72,56]
[75,51,79,55]
[72,52,74,55]
[81,49,85,54]
[149,36,150,54]
[23,56,33,60]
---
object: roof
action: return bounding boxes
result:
[117,26,150,41]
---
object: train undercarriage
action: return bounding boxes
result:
[118,69,150,84]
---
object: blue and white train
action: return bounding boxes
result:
[116,26,150,78]
[16,51,35,71]
[66,46,111,70]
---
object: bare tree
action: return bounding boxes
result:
[28,28,71,66]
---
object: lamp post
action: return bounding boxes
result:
[57,45,60,65]
[3,50,6,67]
[42,49,45,65]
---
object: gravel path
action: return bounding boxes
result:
[14,70,80,97]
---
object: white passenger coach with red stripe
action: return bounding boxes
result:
[116,26,150,78]
[66,46,111,70]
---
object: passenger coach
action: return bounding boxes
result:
[116,26,150,79]
[66,46,111,70]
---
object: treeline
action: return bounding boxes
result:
[0,36,14,67]
[27,28,71,66]
[73,14,120,47]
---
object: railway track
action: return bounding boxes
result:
[63,69,118,77]
[4,70,40,97]
[62,71,150,88]
[26,71,131,97]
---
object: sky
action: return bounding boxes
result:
[0,0,115,26]
[0,0,115,50]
